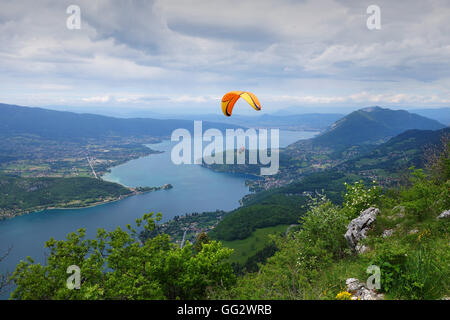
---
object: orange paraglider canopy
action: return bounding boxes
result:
[221,91,261,117]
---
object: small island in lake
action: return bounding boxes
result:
[133,184,173,193]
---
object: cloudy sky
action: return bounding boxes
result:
[0,0,449,115]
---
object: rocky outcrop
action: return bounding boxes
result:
[437,210,450,220]
[345,207,379,253]
[346,278,384,300]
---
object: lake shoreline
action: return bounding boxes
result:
[0,142,171,222]
[0,184,173,222]
[1,131,316,222]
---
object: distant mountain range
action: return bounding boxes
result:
[1,103,446,150]
[0,103,240,141]
[272,106,450,125]
[312,106,446,148]
[168,113,344,131]
[410,108,450,126]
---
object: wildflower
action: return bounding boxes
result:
[336,291,353,300]
[418,229,431,241]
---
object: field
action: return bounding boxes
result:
[222,224,290,264]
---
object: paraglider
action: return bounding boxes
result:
[221,91,261,117]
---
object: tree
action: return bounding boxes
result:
[193,232,210,253]
[10,213,235,300]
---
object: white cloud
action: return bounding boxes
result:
[82,95,111,103]
[0,0,449,110]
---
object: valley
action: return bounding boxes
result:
[0,103,448,300]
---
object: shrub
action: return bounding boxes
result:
[342,180,380,219]
[10,213,235,300]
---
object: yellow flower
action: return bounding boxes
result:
[418,229,431,241]
[336,291,353,300]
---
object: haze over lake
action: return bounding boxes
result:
[0,130,316,299]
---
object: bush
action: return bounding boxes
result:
[370,227,449,300]
[342,180,380,219]
[10,213,235,300]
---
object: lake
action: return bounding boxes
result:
[0,130,317,299]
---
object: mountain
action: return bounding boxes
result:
[0,103,244,178]
[161,113,344,131]
[338,127,450,175]
[312,106,446,148]
[0,103,240,141]
[211,126,450,242]
[410,107,450,126]
[272,106,358,115]
[221,113,343,131]
[44,106,344,130]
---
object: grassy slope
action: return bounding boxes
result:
[222,225,289,264]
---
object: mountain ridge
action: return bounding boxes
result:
[0,103,241,141]
[312,106,446,148]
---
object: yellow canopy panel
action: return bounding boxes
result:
[221,91,261,117]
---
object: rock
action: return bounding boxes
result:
[356,287,384,300]
[437,210,450,220]
[345,207,380,252]
[346,278,363,291]
[409,229,419,234]
[345,278,384,300]
[382,229,394,238]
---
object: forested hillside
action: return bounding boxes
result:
[0,175,132,219]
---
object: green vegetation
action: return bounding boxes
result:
[205,108,448,192]
[135,184,173,193]
[210,170,362,242]
[214,138,450,300]
[140,210,227,244]
[313,107,445,149]
[209,194,303,241]
[2,105,449,300]
[0,175,132,219]
[0,103,241,178]
[9,213,235,300]
[0,135,158,177]
[0,103,238,142]
[5,135,449,300]
[340,128,449,177]
[221,225,289,265]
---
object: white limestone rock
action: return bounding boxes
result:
[345,207,379,252]
[437,210,450,220]
[345,278,384,300]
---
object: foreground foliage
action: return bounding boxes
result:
[10,213,235,300]
[215,138,449,300]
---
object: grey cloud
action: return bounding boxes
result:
[0,0,449,109]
